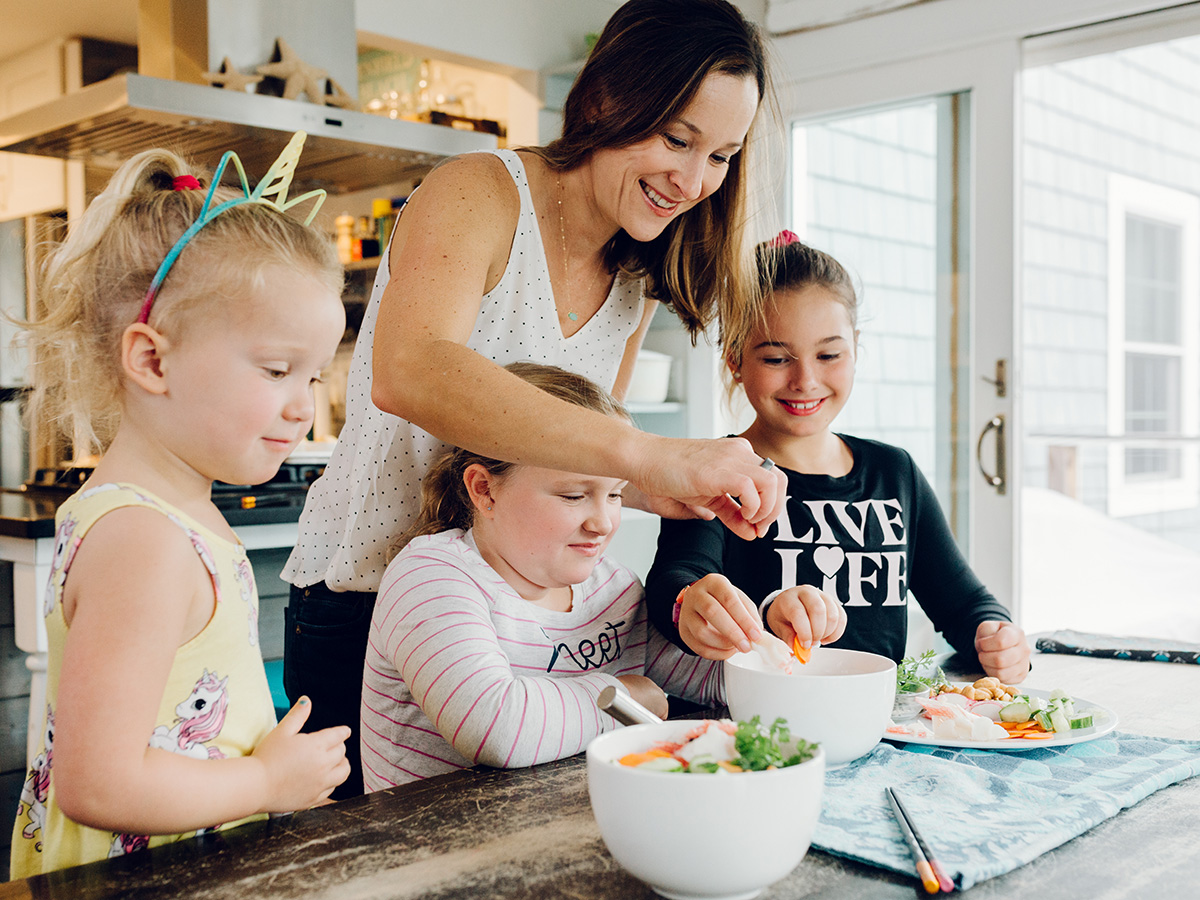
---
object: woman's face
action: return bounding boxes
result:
[587,72,759,242]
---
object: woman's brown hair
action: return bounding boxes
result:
[390,362,631,559]
[528,0,772,347]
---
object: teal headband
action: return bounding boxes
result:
[136,131,327,324]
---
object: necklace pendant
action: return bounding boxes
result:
[567,311,579,322]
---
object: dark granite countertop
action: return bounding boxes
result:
[3,653,1197,899]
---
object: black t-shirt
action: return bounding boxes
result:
[645,434,1012,662]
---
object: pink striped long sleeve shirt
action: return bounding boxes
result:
[360,529,723,791]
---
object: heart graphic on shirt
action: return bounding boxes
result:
[813,546,845,578]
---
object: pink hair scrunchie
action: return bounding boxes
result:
[771,229,800,247]
[172,175,202,191]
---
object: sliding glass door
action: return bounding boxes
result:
[1019,15,1200,642]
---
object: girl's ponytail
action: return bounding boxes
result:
[28,149,198,456]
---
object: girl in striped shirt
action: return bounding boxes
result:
[360,363,723,790]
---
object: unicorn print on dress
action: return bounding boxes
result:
[107,831,150,858]
[45,515,81,618]
[234,557,258,646]
[16,706,54,851]
[148,670,229,760]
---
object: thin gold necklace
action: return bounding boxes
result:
[556,173,580,323]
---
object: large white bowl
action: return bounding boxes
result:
[586,720,825,900]
[724,647,896,766]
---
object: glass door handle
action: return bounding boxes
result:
[976,414,1006,495]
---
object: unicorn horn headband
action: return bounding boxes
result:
[136,130,327,324]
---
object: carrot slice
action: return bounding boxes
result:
[792,636,812,664]
[618,749,674,767]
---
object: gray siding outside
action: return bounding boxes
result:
[1022,35,1200,550]
[801,103,941,487]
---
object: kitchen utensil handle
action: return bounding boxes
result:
[597,685,664,726]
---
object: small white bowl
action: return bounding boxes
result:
[724,647,896,766]
[586,720,825,900]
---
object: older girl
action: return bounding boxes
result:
[646,236,1030,683]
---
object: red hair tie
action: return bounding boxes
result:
[771,229,800,247]
[173,175,201,191]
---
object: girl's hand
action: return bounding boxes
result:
[676,574,764,660]
[616,675,669,721]
[764,586,847,651]
[631,437,787,541]
[252,698,351,812]
[974,621,1031,684]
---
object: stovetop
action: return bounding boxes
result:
[24,461,324,512]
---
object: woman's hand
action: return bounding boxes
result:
[253,698,351,813]
[616,675,669,720]
[974,621,1031,684]
[764,586,847,651]
[630,436,787,541]
[675,574,764,659]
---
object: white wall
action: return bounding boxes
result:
[357,0,768,74]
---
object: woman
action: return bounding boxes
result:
[284,0,785,797]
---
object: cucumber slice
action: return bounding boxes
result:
[999,700,1032,723]
[1069,714,1094,730]
[1049,708,1071,733]
[1034,710,1055,732]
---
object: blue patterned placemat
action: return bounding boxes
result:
[1034,629,1200,664]
[811,732,1200,890]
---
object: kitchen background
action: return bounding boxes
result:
[2,0,1199,877]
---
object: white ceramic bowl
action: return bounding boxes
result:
[586,720,825,900]
[724,647,896,766]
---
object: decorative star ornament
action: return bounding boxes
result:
[256,38,329,103]
[202,56,264,93]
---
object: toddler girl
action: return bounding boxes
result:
[646,235,1030,684]
[361,363,723,790]
[11,133,350,877]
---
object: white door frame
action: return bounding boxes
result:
[771,36,1022,615]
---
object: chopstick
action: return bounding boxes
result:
[886,787,956,893]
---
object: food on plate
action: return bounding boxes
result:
[616,717,818,773]
[895,650,945,695]
[888,680,1109,742]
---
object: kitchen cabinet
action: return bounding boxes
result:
[0,41,75,221]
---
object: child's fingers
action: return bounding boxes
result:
[276,696,313,734]
[693,577,762,651]
[313,725,352,748]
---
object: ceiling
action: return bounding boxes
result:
[1,1,139,63]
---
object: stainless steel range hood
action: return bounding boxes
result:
[0,72,495,194]
[0,0,497,194]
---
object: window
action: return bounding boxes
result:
[1106,174,1199,516]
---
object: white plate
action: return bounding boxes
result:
[883,687,1118,751]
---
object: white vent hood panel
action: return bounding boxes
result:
[0,73,497,194]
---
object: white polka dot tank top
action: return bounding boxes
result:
[283,149,646,592]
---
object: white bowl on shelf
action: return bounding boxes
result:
[724,647,896,767]
[626,349,673,403]
[586,720,825,900]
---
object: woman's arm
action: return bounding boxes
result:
[376,550,624,768]
[371,155,784,539]
[53,510,347,834]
